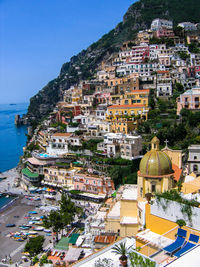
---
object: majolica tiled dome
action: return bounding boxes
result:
[139,137,173,177]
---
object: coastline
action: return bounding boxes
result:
[0,167,23,194]
[0,167,24,213]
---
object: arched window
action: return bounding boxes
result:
[193,165,198,172]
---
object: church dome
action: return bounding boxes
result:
[139,137,173,177]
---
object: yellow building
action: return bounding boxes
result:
[137,137,175,200]
[43,165,81,189]
[105,137,183,238]
[107,104,149,121]
[105,77,129,87]
[37,131,48,151]
[105,185,139,237]
[181,176,200,194]
[111,118,135,134]
[120,89,150,107]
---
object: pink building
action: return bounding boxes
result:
[73,173,114,196]
[153,28,174,38]
[176,87,200,115]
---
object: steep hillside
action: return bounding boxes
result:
[27,0,200,120]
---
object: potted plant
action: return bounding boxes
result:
[176,219,186,228]
[112,242,128,266]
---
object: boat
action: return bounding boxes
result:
[44,229,51,233]
[28,211,37,214]
[6,224,16,227]
[28,221,35,225]
[28,231,37,235]
[35,227,44,231]
[34,221,43,225]
[19,226,30,230]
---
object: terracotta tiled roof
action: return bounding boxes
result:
[108,104,146,109]
[157,70,169,73]
[38,131,45,136]
[94,235,116,244]
[172,164,182,182]
[53,133,72,137]
[130,89,150,93]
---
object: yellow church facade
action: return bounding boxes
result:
[105,137,183,237]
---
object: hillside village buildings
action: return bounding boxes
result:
[19,17,200,266]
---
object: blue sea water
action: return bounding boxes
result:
[0,103,28,172]
[0,194,15,211]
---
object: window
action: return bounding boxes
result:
[140,187,143,197]
[194,156,197,160]
[151,184,156,192]
[139,210,142,219]
[193,165,198,172]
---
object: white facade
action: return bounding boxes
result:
[157,81,172,97]
[188,145,200,175]
[151,198,200,230]
[46,134,71,155]
[99,133,142,160]
[178,22,197,31]
[151,18,173,31]
[116,62,158,76]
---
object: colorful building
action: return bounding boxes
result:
[107,104,149,121]
[176,87,200,115]
[120,89,150,107]
[73,173,114,196]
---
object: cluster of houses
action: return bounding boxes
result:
[19,18,200,267]
[21,17,200,200]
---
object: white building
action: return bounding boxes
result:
[188,145,200,175]
[98,133,142,160]
[178,22,197,31]
[151,18,173,31]
[46,133,72,155]
[116,62,158,77]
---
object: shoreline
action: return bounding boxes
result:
[0,195,19,214]
[0,167,24,213]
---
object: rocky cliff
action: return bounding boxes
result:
[27,0,200,120]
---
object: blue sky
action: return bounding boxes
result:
[0,0,134,104]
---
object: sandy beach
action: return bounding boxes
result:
[0,168,54,265]
[0,197,34,262]
[0,168,24,195]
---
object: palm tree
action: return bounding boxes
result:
[112,242,128,266]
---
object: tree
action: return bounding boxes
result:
[178,52,190,61]
[32,256,39,265]
[188,42,200,54]
[39,254,51,266]
[175,82,184,92]
[59,193,82,230]
[43,210,63,242]
[176,219,186,228]
[43,194,82,242]
[24,236,45,257]
[174,26,185,37]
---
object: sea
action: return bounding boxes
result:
[0,194,16,211]
[0,103,28,173]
